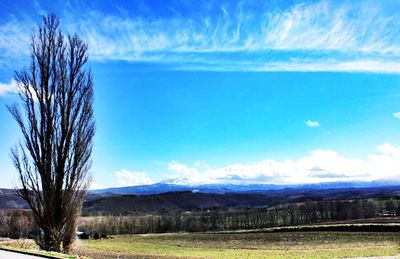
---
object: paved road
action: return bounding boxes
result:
[0,250,48,258]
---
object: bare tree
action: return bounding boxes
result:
[8,14,95,253]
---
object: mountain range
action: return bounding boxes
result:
[92,179,400,195]
[1,180,400,214]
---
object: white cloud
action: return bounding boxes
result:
[2,1,400,72]
[0,18,30,54]
[0,79,40,102]
[305,120,320,127]
[33,0,47,16]
[0,18,31,69]
[114,169,153,187]
[90,181,102,190]
[166,143,400,185]
[168,161,200,176]
[258,60,400,74]
[393,112,400,119]
[64,0,400,72]
[0,79,19,96]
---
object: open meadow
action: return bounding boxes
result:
[1,225,400,258]
[72,230,400,259]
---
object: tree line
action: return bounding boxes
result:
[77,198,400,234]
[1,198,398,238]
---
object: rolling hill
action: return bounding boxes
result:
[1,184,399,215]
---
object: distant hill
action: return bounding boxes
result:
[82,191,271,215]
[1,184,399,215]
[92,180,400,195]
[83,186,400,215]
[0,189,29,209]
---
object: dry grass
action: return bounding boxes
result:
[0,239,87,258]
[1,230,399,258]
[73,231,400,259]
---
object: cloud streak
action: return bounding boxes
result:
[1,0,400,72]
[0,17,31,70]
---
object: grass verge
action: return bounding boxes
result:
[0,239,86,259]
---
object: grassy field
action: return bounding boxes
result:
[1,229,399,258]
[73,231,400,259]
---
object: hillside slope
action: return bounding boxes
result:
[1,186,399,215]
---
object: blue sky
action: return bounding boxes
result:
[1,0,400,188]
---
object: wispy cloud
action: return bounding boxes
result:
[0,79,19,96]
[114,169,153,187]
[166,143,400,185]
[393,112,400,119]
[0,17,31,70]
[305,120,320,127]
[1,0,400,72]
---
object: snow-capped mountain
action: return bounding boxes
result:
[91,177,400,195]
[158,177,195,186]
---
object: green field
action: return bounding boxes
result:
[73,231,400,259]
